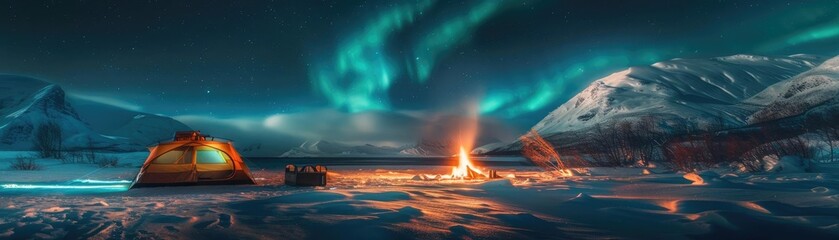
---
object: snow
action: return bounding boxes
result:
[683,172,705,185]
[0,151,147,183]
[1,152,838,239]
[763,155,810,173]
[747,55,839,123]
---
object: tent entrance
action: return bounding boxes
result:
[143,146,196,183]
[195,146,236,181]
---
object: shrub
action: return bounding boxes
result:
[62,150,100,164]
[10,155,42,170]
[739,136,813,172]
[34,121,63,159]
[95,156,119,168]
[84,150,97,164]
[663,141,708,172]
[63,151,85,164]
[805,109,839,162]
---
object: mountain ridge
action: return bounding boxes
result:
[486,54,830,153]
[0,74,191,151]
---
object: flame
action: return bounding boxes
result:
[451,146,484,179]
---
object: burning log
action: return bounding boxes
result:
[451,146,486,179]
[488,170,501,179]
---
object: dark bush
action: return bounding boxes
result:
[10,155,42,170]
[34,121,63,159]
[95,156,119,168]
[63,151,85,164]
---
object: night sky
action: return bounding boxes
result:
[2,0,839,148]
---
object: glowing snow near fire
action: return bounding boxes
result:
[451,146,485,179]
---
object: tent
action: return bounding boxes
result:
[131,131,256,188]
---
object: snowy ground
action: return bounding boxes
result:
[1,152,839,239]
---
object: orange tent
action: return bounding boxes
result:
[131,131,256,188]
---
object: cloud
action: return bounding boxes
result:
[174,110,426,156]
[174,108,520,156]
[174,114,304,157]
[260,109,425,145]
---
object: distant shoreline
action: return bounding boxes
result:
[246,156,531,167]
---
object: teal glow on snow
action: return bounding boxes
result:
[0,179,133,192]
[1,183,130,190]
[71,179,133,184]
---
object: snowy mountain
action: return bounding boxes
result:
[471,142,507,154]
[399,138,452,157]
[281,138,498,157]
[0,75,190,151]
[71,96,191,147]
[280,140,408,157]
[480,54,829,154]
[746,55,839,123]
[531,54,825,135]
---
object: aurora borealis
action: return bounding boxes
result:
[306,0,839,121]
[1,0,839,149]
[312,0,434,112]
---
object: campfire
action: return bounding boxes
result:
[409,146,501,181]
[411,108,504,181]
[451,146,484,179]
